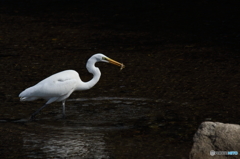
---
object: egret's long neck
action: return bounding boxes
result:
[81,58,101,90]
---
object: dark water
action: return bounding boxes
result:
[1,97,192,158]
[1,1,240,159]
[22,97,155,158]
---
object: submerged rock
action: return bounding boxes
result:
[190,122,240,159]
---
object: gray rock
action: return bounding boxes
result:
[190,122,240,159]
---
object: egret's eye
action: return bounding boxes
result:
[102,57,107,60]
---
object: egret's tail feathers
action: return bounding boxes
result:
[19,86,39,101]
[20,96,38,101]
[20,97,26,101]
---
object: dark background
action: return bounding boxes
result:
[1,0,240,158]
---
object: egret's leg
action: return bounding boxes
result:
[62,101,66,119]
[30,104,48,120]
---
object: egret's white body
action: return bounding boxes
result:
[20,70,86,103]
[19,53,124,120]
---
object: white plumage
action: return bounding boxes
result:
[19,53,125,120]
[20,70,82,104]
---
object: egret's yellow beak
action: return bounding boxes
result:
[105,57,125,70]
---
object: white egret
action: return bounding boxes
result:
[19,53,125,120]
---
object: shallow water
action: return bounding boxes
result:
[1,97,191,158]
[23,97,152,158]
[23,130,108,158]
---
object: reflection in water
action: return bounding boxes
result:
[22,97,156,158]
[23,130,108,158]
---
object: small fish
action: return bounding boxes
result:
[120,64,125,71]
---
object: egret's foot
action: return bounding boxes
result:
[29,114,36,121]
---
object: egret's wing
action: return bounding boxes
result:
[19,78,78,98]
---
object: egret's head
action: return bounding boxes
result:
[94,53,125,70]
